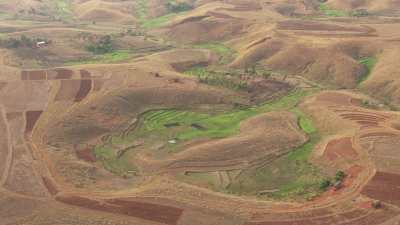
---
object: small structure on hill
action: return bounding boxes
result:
[36,41,47,48]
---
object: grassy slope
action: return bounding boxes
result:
[93,88,327,200]
[192,42,236,64]
[357,56,377,84]
[319,4,350,17]
[64,50,133,66]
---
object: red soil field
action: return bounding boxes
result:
[55,68,74,79]
[324,137,358,161]
[75,148,96,162]
[21,71,28,80]
[92,79,105,92]
[0,82,6,91]
[360,132,397,139]
[316,92,352,106]
[6,112,22,120]
[54,80,81,101]
[55,195,184,225]
[277,20,368,32]
[21,70,47,80]
[25,110,43,133]
[361,172,400,207]
[246,208,369,225]
[80,69,91,79]
[74,79,92,102]
[29,70,47,80]
[41,176,59,195]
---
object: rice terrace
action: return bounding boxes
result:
[1,0,400,225]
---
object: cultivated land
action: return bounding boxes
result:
[0,0,400,225]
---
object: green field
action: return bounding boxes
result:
[65,50,132,65]
[358,56,377,84]
[184,67,247,91]
[319,4,350,17]
[180,106,325,201]
[192,42,236,64]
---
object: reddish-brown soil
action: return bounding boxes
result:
[55,195,184,225]
[92,79,105,92]
[21,70,47,80]
[55,80,81,101]
[41,176,59,195]
[74,79,92,102]
[277,20,369,33]
[80,69,91,79]
[360,132,397,139]
[316,92,353,106]
[25,110,43,133]
[75,148,96,162]
[323,137,358,161]
[361,172,400,207]
[55,68,74,79]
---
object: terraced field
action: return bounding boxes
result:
[0,0,400,225]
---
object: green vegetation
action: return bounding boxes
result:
[94,145,137,177]
[335,170,346,182]
[54,0,73,21]
[320,178,332,190]
[179,105,325,201]
[141,13,178,29]
[136,0,147,22]
[85,35,114,54]
[185,67,247,91]
[319,4,350,17]
[166,1,193,13]
[65,50,132,65]
[192,42,236,64]
[0,35,51,49]
[94,88,327,200]
[358,56,377,84]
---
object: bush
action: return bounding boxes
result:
[85,35,114,54]
[0,35,50,48]
[166,1,193,13]
[335,171,346,182]
[320,179,331,190]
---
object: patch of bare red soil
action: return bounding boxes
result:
[54,80,81,101]
[74,79,92,102]
[360,132,397,139]
[75,148,96,162]
[21,70,47,80]
[316,93,353,106]
[55,195,184,225]
[246,206,397,225]
[41,176,59,195]
[361,172,400,207]
[323,137,358,161]
[25,110,43,133]
[54,68,73,79]
[80,69,91,79]
[92,79,105,92]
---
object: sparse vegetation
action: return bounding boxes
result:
[166,1,193,13]
[358,56,377,84]
[85,35,114,54]
[319,4,350,17]
[185,67,247,91]
[0,35,51,49]
[65,50,132,65]
[192,42,236,64]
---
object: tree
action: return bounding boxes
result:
[320,179,331,191]
[335,171,346,182]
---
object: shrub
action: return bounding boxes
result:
[85,35,114,54]
[335,171,346,182]
[166,1,193,13]
[320,179,331,190]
